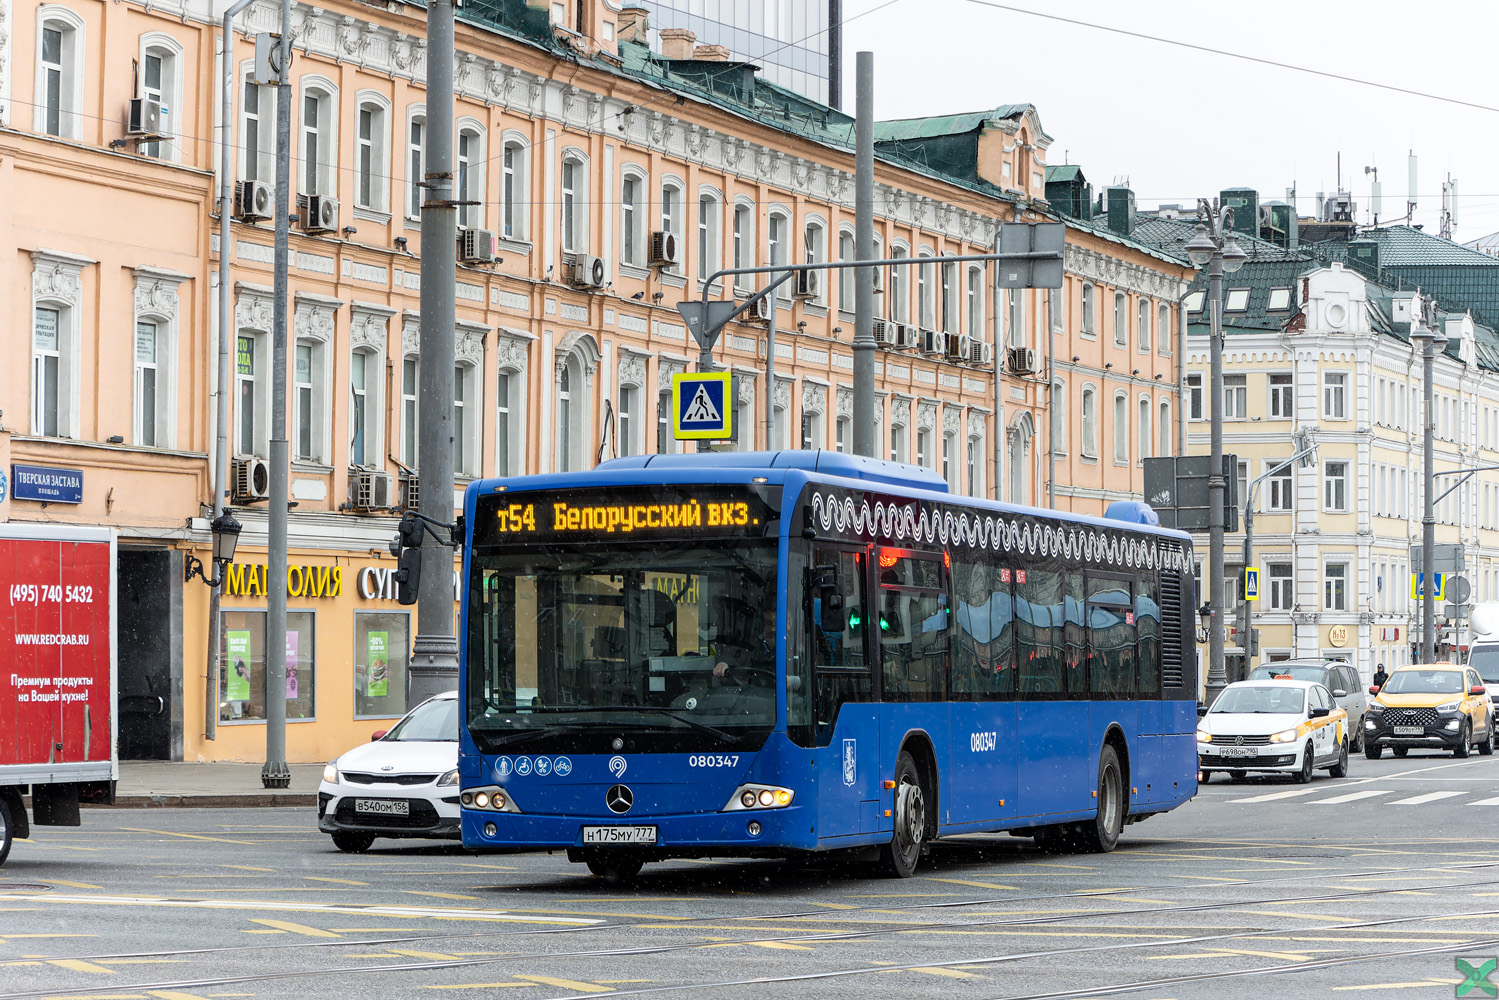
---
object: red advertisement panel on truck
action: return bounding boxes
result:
[0,525,117,863]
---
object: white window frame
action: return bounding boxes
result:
[1268,561,1293,610]
[917,251,935,329]
[134,319,162,447]
[499,132,530,241]
[890,243,910,323]
[34,7,84,139]
[1269,371,1293,418]
[138,34,183,161]
[455,119,486,231]
[562,150,589,254]
[298,78,339,198]
[294,340,318,463]
[1081,385,1098,460]
[967,265,984,338]
[353,92,391,213]
[1081,282,1096,337]
[240,66,273,183]
[1266,458,1294,512]
[620,167,646,266]
[1324,561,1349,611]
[401,355,420,469]
[1113,291,1128,348]
[837,227,856,314]
[660,177,683,270]
[940,257,957,334]
[1158,302,1171,356]
[1223,373,1248,420]
[1112,390,1129,465]
[767,210,790,299]
[1186,373,1204,420]
[1137,298,1151,353]
[453,361,479,477]
[495,363,525,477]
[235,328,270,458]
[1137,395,1151,463]
[1323,371,1349,420]
[1323,459,1349,512]
[1007,288,1025,350]
[803,218,827,305]
[1051,378,1067,456]
[406,107,427,222]
[1158,399,1171,454]
[697,188,722,285]
[349,347,382,468]
[890,417,909,464]
[732,199,755,287]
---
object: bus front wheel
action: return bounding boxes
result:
[881,751,928,878]
[1078,745,1124,854]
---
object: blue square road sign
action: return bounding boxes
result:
[672,372,732,441]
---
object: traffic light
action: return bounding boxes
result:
[389,512,424,606]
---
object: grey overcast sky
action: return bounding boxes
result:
[839,0,1497,243]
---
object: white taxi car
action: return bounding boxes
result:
[1197,679,1349,783]
[317,691,460,852]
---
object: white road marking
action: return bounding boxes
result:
[0,893,603,925]
[1312,790,1391,805]
[1387,791,1464,805]
[1468,796,1499,805]
[1229,788,1323,803]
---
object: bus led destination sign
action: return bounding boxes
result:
[476,486,777,544]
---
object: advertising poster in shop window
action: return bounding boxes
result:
[367,631,389,697]
[285,631,299,700]
[226,631,251,701]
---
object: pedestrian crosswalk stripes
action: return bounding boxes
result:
[1224,786,1499,807]
[1387,790,1464,805]
[1310,790,1388,805]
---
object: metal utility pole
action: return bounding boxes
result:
[765,274,778,450]
[261,7,293,789]
[1183,205,1247,707]
[1413,297,1447,664]
[827,0,843,111]
[410,0,459,704]
[852,51,876,458]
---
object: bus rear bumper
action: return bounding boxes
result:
[460,804,817,855]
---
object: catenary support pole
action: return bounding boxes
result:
[1422,328,1437,663]
[261,6,292,789]
[765,273,777,450]
[208,0,256,741]
[410,0,459,705]
[1206,236,1227,704]
[851,51,876,458]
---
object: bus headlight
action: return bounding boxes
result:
[723,784,795,811]
[465,785,522,814]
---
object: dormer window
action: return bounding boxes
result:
[1184,291,1205,314]
[1266,288,1292,311]
[1225,288,1250,312]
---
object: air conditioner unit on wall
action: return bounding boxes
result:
[459,228,496,264]
[920,328,944,355]
[565,252,607,288]
[297,194,339,234]
[401,475,421,511]
[968,339,992,367]
[894,323,916,349]
[649,231,678,267]
[234,179,273,222]
[745,295,773,323]
[794,269,820,299]
[872,319,896,347]
[1007,346,1039,375]
[350,470,394,511]
[128,97,168,137]
[946,334,967,361]
[231,456,270,502]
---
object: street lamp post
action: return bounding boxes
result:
[1412,297,1447,664]
[1183,203,1248,707]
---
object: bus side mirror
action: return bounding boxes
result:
[810,565,845,611]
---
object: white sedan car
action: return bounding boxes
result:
[1197,679,1349,784]
[318,691,460,852]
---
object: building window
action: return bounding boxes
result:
[619,385,637,458]
[1007,289,1025,349]
[134,320,161,447]
[456,127,484,230]
[496,370,515,476]
[1324,562,1348,611]
[657,387,673,454]
[1267,287,1292,311]
[219,610,316,723]
[300,85,337,197]
[1158,302,1171,355]
[803,222,826,303]
[350,350,374,467]
[401,357,419,468]
[767,212,788,297]
[1051,379,1067,455]
[838,230,855,312]
[36,13,82,139]
[354,101,387,211]
[1269,372,1293,418]
[1267,459,1293,512]
[918,254,934,328]
[500,140,527,239]
[1223,374,1247,419]
[1324,460,1348,512]
[801,407,824,450]
[836,416,849,453]
[453,364,480,477]
[660,181,681,270]
[890,247,909,322]
[139,45,177,159]
[697,193,721,281]
[1137,298,1151,352]
[1081,386,1098,459]
[967,436,979,497]
[942,431,955,487]
[890,421,908,463]
[242,78,268,182]
[556,365,572,471]
[1186,373,1204,420]
[1113,291,1127,348]
[940,259,957,333]
[407,113,425,220]
[1324,372,1348,419]
[1137,396,1151,461]
[620,174,642,265]
[1225,288,1250,312]
[916,427,931,469]
[1268,562,1293,610]
[562,155,587,253]
[1081,283,1096,336]
[1113,391,1129,464]
[732,202,753,286]
[294,343,315,461]
[1158,400,1171,455]
[236,333,259,456]
[355,612,410,719]
[967,266,983,337]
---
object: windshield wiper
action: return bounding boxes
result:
[482,725,591,749]
[579,705,743,744]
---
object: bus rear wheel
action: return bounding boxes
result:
[1077,744,1124,853]
[881,751,928,878]
[585,854,645,883]
[0,795,13,866]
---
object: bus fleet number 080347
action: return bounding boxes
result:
[688,755,741,768]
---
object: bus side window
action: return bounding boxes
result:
[1136,577,1160,698]
[1018,570,1063,698]
[1086,575,1136,700]
[808,548,872,746]
[879,553,948,703]
[1064,572,1086,696]
[953,554,1011,701]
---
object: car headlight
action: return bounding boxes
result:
[322,762,339,784]
[437,769,459,786]
[1195,730,1212,743]
[1367,702,1384,714]
[1437,701,1463,713]
[1269,728,1301,743]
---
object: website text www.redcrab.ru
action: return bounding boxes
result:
[13,633,91,645]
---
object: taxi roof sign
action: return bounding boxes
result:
[672,372,732,441]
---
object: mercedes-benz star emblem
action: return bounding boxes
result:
[606,784,633,814]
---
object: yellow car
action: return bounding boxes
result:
[1363,664,1495,759]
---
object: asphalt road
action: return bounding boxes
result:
[4,750,1499,1000]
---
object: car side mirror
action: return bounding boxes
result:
[1368,685,1380,695]
[1332,689,1348,698]
[370,729,388,741]
[1310,706,1331,718]
[1472,685,1487,696]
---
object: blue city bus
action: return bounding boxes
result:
[457,452,1198,879]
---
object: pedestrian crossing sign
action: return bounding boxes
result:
[1243,567,1259,602]
[1411,572,1446,602]
[672,372,732,441]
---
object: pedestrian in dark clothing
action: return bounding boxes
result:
[1372,663,1388,691]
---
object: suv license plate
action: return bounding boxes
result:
[1219,746,1257,758]
[1393,726,1424,736]
[355,798,409,816]
[582,826,658,845]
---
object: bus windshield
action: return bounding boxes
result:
[1470,646,1499,684]
[466,541,779,754]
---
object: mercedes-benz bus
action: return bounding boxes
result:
[457,452,1197,879]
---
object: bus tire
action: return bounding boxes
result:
[586,855,645,883]
[880,750,928,878]
[1078,744,1124,854]
[0,794,13,866]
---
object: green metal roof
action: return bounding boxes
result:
[872,105,1041,142]
[1045,164,1084,183]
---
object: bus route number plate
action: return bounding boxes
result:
[582,826,658,845]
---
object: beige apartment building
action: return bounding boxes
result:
[0,0,1191,761]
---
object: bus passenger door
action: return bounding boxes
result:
[947,558,1017,826]
[805,548,882,843]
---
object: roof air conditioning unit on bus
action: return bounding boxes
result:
[231,456,271,502]
[401,475,421,511]
[872,318,897,347]
[297,194,339,234]
[1007,346,1039,375]
[351,470,394,511]
[649,231,678,267]
[565,252,607,289]
[459,228,496,264]
[968,339,992,366]
[794,269,821,299]
[234,179,273,222]
[946,334,967,361]
[745,294,773,324]
[128,97,168,137]
[919,328,944,355]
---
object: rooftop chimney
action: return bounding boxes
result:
[693,43,730,61]
[659,27,696,61]
[616,5,648,44]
